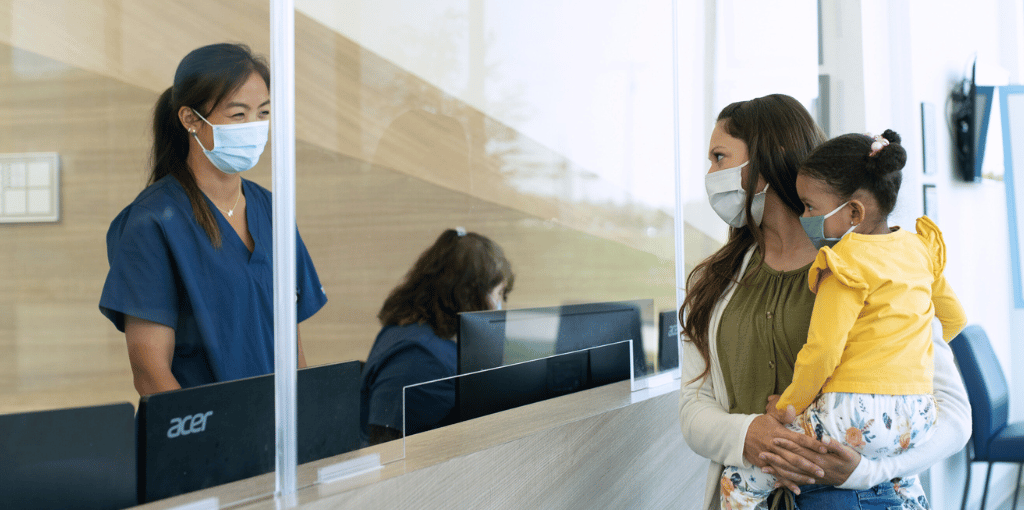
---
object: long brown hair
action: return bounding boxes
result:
[680,94,826,382]
[378,229,515,339]
[150,43,270,248]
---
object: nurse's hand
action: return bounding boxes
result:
[125,315,181,396]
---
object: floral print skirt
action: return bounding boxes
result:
[721,392,937,510]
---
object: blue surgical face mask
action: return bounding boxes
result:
[799,201,857,249]
[191,109,269,174]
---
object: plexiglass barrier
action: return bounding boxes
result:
[394,341,635,463]
[457,299,680,387]
[1,0,681,505]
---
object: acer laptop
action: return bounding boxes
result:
[136,360,362,503]
[0,402,136,510]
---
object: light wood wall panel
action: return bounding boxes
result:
[294,140,675,364]
[0,2,676,414]
[0,0,673,255]
[0,44,155,412]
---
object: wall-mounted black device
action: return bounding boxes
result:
[951,59,981,182]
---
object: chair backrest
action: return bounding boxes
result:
[949,325,1009,460]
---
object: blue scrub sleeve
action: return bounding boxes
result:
[366,345,456,433]
[99,206,179,332]
[295,229,327,322]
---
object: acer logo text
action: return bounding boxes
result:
[167,411,214,438]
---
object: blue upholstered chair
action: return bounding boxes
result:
[949,325,1024,510]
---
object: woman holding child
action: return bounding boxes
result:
[678,94,971,509]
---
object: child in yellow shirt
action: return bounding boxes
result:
[720,130,967,510]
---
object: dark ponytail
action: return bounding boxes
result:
[148,43,270,248]
[799,129,907,217]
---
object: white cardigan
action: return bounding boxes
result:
[677,247,972,510]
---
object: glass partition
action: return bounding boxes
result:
[0,1,283,506]
[396,341,633,461]
[290,0,677,370]
[1,0,685,505]
[457,298,679,381]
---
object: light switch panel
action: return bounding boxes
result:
[0,153,60,223]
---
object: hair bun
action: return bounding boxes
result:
[881,129,901,145]
[866,129,906,175]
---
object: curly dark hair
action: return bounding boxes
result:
[378,229,514,339]
[798,129,907,219]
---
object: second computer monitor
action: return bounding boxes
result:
[658,309,680,371]
[457,300,648,377]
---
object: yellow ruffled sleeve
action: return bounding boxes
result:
[916,216,967,341]
[807,246,869,294]
[915,216,946,277]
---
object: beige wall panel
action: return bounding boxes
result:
[293,141,674,366]
[0,43,151,413]
[0,0,671,254]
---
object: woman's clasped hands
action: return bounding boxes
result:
[743,394,862,495]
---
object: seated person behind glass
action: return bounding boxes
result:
[360,228,514,445]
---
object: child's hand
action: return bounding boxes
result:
[765,395,797,425]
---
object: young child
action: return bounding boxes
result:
[719,130,968,509]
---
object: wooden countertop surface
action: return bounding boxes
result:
[134,375,707,510]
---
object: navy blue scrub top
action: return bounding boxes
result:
[360,323,457,442]
[99,175,327,388]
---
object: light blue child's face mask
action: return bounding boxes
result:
[799,201,857,249]
[191,109,269,174]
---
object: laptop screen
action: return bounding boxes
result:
[0,402,136,510]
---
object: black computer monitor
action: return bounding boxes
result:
[0,402,136,510]
[453,341,632,424]
[457,300,647,377]
[137,360,361,503]
[658,309,680,371]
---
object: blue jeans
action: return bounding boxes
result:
[794,482,909,510]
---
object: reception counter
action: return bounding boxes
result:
[134,377,707,509]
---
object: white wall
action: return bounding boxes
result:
[685,0,818,246]
[898,0,1020,508]
[807,1,1021,507]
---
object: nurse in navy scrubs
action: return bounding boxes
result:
[99,43,327,396]
[360,228,514,445]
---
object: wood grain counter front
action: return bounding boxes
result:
[134,378,707,510]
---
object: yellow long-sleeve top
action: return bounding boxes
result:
[777,217,967,414]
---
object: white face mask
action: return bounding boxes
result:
[705,161,769,228]
[191,109,269,174]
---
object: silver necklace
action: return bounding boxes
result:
[215,183,243,217]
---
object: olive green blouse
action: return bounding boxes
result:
[717,249,815,415]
